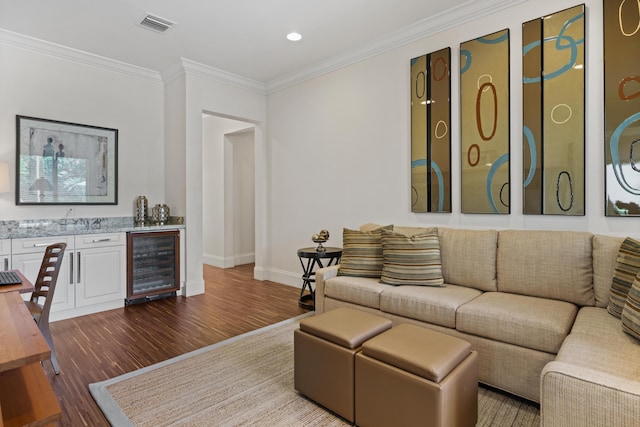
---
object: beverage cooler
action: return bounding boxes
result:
[126,230,180,304]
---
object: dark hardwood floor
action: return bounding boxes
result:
[46,264,307,426]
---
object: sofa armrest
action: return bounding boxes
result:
[315,265,339,314]
[541,361,640,427]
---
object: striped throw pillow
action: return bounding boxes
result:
[380,228,444,286]
[608,237,640,318]
[622,274,640,340]
[338,225,393,278]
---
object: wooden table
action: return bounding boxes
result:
[0,283,62,427]
[0,271,35,295]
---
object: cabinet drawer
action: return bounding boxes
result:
[75,232,125,249]
[12,235,74,254]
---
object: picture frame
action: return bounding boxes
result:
[459,29,511,214]
[16,115,118,205]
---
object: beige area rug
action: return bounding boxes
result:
[90,314,540,426]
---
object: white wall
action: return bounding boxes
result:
[265,0,640,286]
[230,129,256,265]
[175,65,267,294]
[0,40,268,296]
[0,42,165,219]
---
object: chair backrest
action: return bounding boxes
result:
[29,242,66,326]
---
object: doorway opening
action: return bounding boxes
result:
[202,113,255,268]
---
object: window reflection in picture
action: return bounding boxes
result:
[16,116,117,205]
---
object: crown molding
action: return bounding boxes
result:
[0,28,163,84]
[266,0,527,94]
[1,0,526,95]
[160,61,186,84]
[175,58,267,95]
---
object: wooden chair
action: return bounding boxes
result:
[24,242,66,374]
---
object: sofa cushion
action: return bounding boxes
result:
[380,229,444,286]
[439,227,498,292]
[324,276,390,309]
[622,274,640,340]
[379,284,482,328]
[608,237,640,318]
[338,225,392,278]
[571,306,633,339]
[456,292,578,354]
[593,234,625,308]
[497,230,594,306]
[559,307,640,378]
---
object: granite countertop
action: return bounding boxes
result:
[0,216,185,239]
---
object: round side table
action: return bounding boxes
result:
[297,247,342,310]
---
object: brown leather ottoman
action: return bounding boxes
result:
[355,323,478,427]
[294,307,392,422]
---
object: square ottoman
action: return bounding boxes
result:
[355,323,478,427]
[294,307,393,422]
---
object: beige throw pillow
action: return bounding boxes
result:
[622,273,640,341]
[379,228,444,286]
[608,237,640,318]
[337,225,393,278]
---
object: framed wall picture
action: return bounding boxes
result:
[410,47,452,213]
[460,29,510,214]
[16,115,118,205]
[604,0,640,216]
[522,5,585,215]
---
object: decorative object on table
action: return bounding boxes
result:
[522,5,585,215]
[134,196,148,225]
[15,115,118,205]
[460,29,510,214]
[410,47,452,213]
[311,229,330,252]
[152,203,170,225]
[604,0,640,216]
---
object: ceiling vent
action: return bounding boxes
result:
[138,13,176,33]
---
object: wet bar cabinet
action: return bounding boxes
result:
[126,230,180,304]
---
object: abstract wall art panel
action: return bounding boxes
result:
[410,47,451,213]
[605,0,640,216]
[522,5,585,215]
[460,29,510,214]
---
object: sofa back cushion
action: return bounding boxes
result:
[593,234,624,308]
[439,227,498,291]
[497,230,594,306]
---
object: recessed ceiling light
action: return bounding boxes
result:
[287,32,302,41]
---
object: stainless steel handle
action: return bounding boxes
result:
[92,238,111,243]
[70,255,74,285]
[33,243,49,247]
[77,251,81,283]
[3,258,7,271]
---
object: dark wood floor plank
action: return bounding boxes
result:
[46,264,306,426]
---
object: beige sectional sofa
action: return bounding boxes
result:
[314,225,640,426]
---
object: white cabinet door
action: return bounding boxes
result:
[0,239,10,270]
[75,233,126,307]
[11,235,75,312]
[11,233,126,317]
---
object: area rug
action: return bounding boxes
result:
[90,314,540,426]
